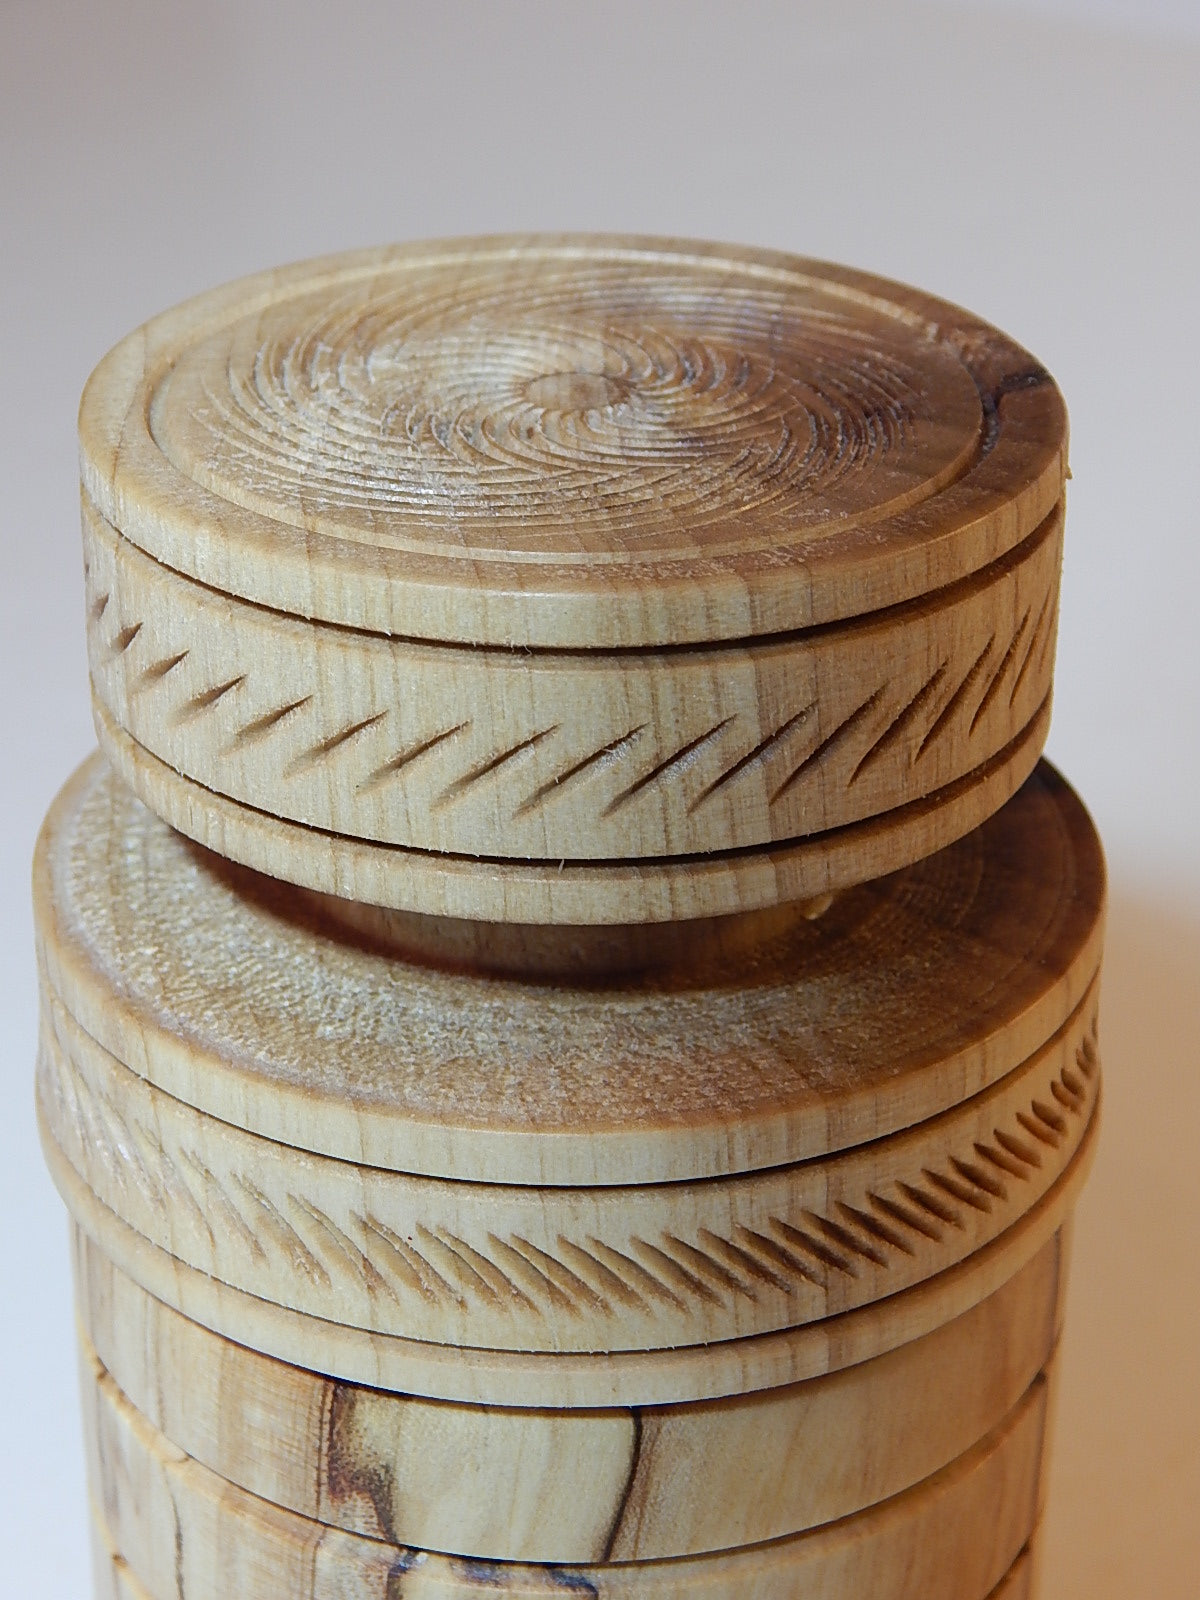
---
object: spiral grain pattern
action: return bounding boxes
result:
[79,237,1067,647]
[148,265,980,562]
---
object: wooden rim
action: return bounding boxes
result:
[46,1117,1098,1406]
[94,1529,1038,1600]
[34,756,1106,1184]
[75,1231,1065,1562]
[40,977,1099,1353]
[93,694,1053,922]
[84,497,1061,875]
[78,235,1068,650]
[82,1335,1049,1599]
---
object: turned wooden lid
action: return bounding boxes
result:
[80,235,1069,922]
[37,757,1102,1382]
[36,755,1103,1187]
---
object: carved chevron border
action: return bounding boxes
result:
[39,976,1100,1355]
[84,498,1062,865]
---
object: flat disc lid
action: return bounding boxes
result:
[80,235,1066,649]
[36,757,1104,1186]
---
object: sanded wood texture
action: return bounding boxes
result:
[81,1335,1051,1600]
[78,236,1068,922]
[34,755,1105,1187]
[75,1233,1065,1562]
[54,1124,1094,1407]
[40,975,1097,1353]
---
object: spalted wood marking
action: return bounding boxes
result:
[81,1332,1051,1599]
[74,1233,1064,1561]
[42,238,1097,1596]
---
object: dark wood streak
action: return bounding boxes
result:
[976,367,1052,457]
[601,1409,644,1561]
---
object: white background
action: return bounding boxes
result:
[2,2,1198,1594]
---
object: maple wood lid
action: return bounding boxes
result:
[36,754,1103,1188]
[37,757,1102,1372]
[79,236,1069,922]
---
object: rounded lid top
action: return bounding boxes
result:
[80,235,1066,650]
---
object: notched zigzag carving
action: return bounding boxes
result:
[82,497,1063,861]
[38,980,1100,1353]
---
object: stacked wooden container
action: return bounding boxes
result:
[35,237,1104,1600]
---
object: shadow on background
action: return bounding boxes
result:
[1041,886,1200,1597]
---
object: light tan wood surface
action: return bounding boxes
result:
[75,1233,1064,1562]
[78,236,1067,648]
[90,1525,1043,1600]
[40,974,1097,1353]
[991,1546,1037,1600]
[95,693,1053,924]
[34,755,1105,1187]
[53,1122,1095,1406]
[81,1335,1051,1599]
[91,1539,1038,1600]
[84,493,1061,867]
[78,236,1068,920]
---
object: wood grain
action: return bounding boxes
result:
[83,491,1061,866]
[74,1233,1065,1562]
[76,236,1068,919]
[81,1335,1052,1599]
[78,235,1068,649]
[52,1117,1096,1406]
[90,1540,1038,1600]
[39,974,1098,1352]
[34,755,1105,1187]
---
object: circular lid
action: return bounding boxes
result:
[80,236,1066,650]
[79,236,1067,923]
[36,755,1104,1188]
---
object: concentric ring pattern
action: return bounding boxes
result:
[77,237,1070,918]
[148,264,983,564]
[79,235,1068,646]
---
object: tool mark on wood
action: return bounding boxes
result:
[230,697,312,747]
[109,623,143,657]
[916,637,995,760]
[970,611,1030,735]
[136,651,190,691]
[604,719,734,816]
[175,675,246,724]
[1009,593,1054,709]
[688,704,817,811]
[850,662,949,784]
[360,724,470,791]
[770,691,885,804]
[435,727,559,808]
[41,996,1098,1335]
[516,727,647,817]
[288,712,388,775]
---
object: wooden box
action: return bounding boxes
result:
[36,237,1100,1599]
